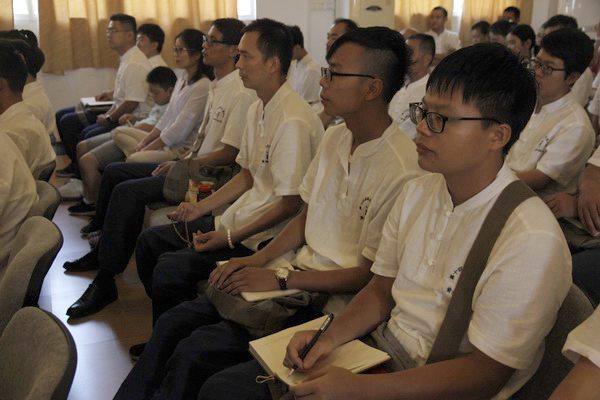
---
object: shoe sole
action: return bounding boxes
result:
[69,210,96,216]
[61,196,83,201]
[63,265,100,273]
[55,172,77,178]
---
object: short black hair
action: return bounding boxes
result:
[211,18,245,45]
[288,25,304,48]
[471,20,490,34]
[175,29,215,83]
[0,30,44,74]
[432,6,448,18]
[490,20,516,37]
[110,14,136,33]
[408,33,435,64]
[146,66,177,90]
[541,28,594,76]
[334,18,359,33]
[0,38,37,78]
[327,26,410,103]
[504,6,521,20]
[543,14,578,30]
[242,18,293,76]
[0,43,27,93]
[137,23,165,52]
[508,24,535,47]
[427,43,536,154]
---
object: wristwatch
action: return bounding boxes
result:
[275,268,290,290]
[105,114,113,123]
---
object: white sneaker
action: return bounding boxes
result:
[59,178,83,201]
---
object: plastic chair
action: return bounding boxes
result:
[27,180,61,220]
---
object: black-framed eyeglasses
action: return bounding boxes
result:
[409,102,502,134]
[529,59,567,76]
[172,46,190,55]
[321,67,375,82]
[202,35,237,47]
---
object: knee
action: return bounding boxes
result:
[198,373,226,400]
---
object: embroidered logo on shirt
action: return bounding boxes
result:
[261,144,271,164]
[446,266,463,294]
[534,137,551,153]
[358,197,371,220]
[213,107,225,123]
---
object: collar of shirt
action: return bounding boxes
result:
[539,92,574,115]
[23,81,43,97]
[260,81,293,124]
[211,69,240,91]
[120,45,137,62]
[0,101,29,123]
[337,122,400,168]
[407,73,429,89]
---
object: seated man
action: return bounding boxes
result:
[115,26,422,400]
[388,33,434,140]
[489,20,516,45]
[471,20,491,44]
[425,6,460,66]
[287,25,321,104]
[55,13,152,178]
[0,42,54,173]
[64,19,253,319]
[283,43,571,400]
[506,28,595,197]
[136,23,168,68]
[502,6,521,23]
[0,45,37,269]
[551,306,600,399]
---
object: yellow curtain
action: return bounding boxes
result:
[460,0,533,47]
[394,0,454,33]
[39,0,237,73]
[0,0,14,30]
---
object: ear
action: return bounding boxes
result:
[151,41,159,52]
[268,56,281,75]
[0,77,9,93]
[565,71,581,86]
[167,86,174,97]
[364,78,384,102]
[488,123,512,152]
[227,45,239,59]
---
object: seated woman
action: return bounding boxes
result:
[68,29,213,215]
[506,24,537,61]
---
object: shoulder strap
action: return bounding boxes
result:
[426,180,536,364]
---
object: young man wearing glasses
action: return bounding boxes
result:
[506,28,594,197]
[283,43,571,400]
[116,26,421,400]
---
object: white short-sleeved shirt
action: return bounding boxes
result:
[295,122,423,313]
[155,74,210,149]
[587,81,600,116]
[113,46,153,116]
[219,82,324,251]
[371,163,572,399]
[148,54,168,68]
[388,74,428,140]
[506,93,595,196]
[0,101,55,172]
[22,81,58,140]
[287,53,322,104]
[139,103,168,127]
[0,132,37,270]
[562,306,600,368]
[571,67,593,107]
[425,29,461,54]
[191,70,257,157]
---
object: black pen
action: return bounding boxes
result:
[288,313,335,377]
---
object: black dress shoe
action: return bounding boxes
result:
[129,343,147,361]
[66,281,118,319]
[63,249,99,272]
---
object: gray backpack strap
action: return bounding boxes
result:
[426,180,536,364]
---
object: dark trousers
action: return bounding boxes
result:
[56,106,116,162]
[572,248,600,306]
[198,360,272,400]
[95,162,164,278]
[135,219,256,322]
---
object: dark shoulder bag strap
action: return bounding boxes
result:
[426,180,536,364]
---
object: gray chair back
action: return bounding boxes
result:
[512,285,594,399]
[32,159,57,182]
[0,216,63,334]
[27,180,61,220]
[0,307,76,400]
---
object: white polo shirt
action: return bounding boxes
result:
[0,132,37,270]
[506,93,595,196]
[148,54,168,68]
[156,74,210,149]
[562,306,600,368]
[571,67,593,107]
[371,163,571,399]
[22,81,58,140]
[219,82,324,251]
[191,70,257,157]
[295,122,423,313]
[0,101,55,172]
[425,29,461,54]
[287,53,322,104]
[113,46,153,116]
[388,74,428,140]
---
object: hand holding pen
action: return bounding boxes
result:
[286,313,335,376]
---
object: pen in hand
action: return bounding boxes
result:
[288,313,334,377]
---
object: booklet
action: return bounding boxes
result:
[80,96,115,108]
[249,315,390,386]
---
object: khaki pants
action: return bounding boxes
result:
[112,126,148,157]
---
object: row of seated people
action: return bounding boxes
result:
[39,14,598,400]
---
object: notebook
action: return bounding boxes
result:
[249,315,390,386]
[80,97,115,108]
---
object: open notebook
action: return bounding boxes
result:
[80,97,115,108]
[249,315,390,386]
[217,258,302,302]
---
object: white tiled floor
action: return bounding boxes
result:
[40,156,152,400]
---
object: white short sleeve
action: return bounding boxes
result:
[221,91,256,150]
[120,63,151,103]
[562,307,600,367]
